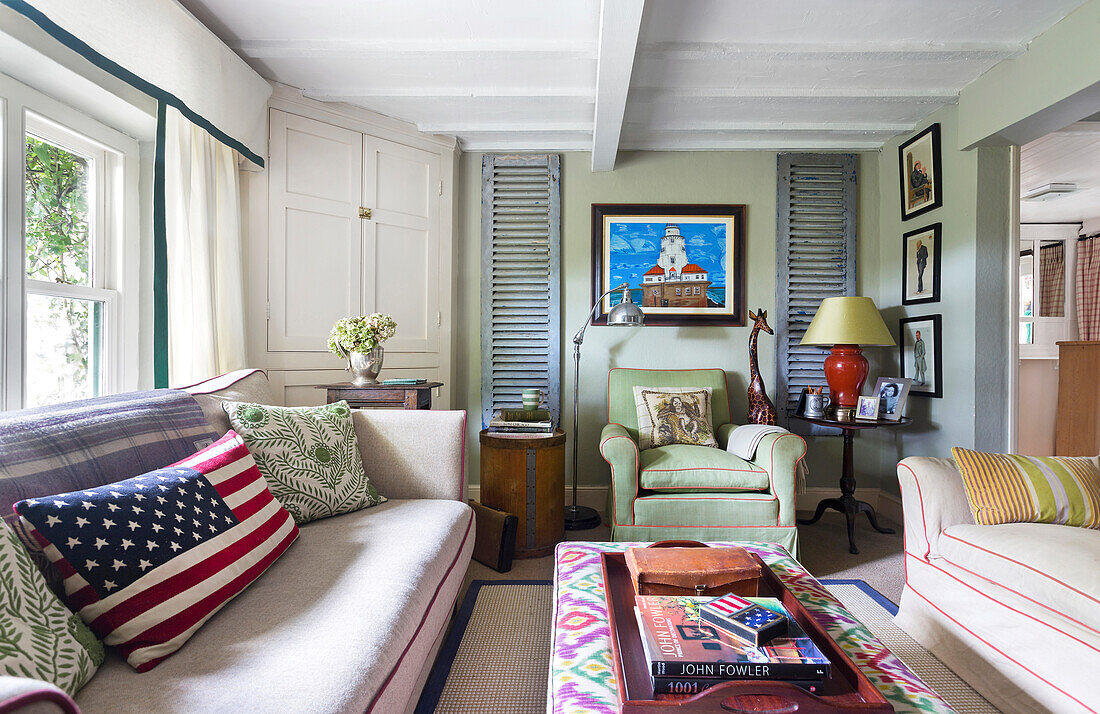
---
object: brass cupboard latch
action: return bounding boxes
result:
[358,207,372,219]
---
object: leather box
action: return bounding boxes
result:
[625,543,760,596]
[469,500,518,573]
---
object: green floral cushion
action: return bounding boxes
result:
[222,401,385,524]
[0,523,103,694]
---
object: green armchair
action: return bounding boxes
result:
[599,368,806,557]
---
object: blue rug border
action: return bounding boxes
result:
[819,578,899,616]
[414,579,552,714]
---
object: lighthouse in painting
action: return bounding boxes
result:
[641,224,711,307]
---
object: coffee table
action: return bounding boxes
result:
[549,541,956,714]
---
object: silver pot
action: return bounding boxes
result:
[348,347,384,386]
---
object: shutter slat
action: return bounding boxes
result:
[482,154,562,427]
[776,153,857,433]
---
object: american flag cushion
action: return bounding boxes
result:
[13,431,299,672]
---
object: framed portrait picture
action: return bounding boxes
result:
[591,204,746,326]
[873,376,912,421]
[898,124,942,221]
[899,315,942,398]
[902,223,941,305]
[855,396,880,421]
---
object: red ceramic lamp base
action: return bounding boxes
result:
[824,344,868,408]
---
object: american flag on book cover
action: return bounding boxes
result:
[14,431,298,672]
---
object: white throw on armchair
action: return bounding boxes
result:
[895,456,1100,714]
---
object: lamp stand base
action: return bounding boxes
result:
[564,505,601,530]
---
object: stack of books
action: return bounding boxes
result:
[487,409,555,434]
[633,594,830,695]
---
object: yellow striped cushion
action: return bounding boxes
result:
[952,447,1100,529]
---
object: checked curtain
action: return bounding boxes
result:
[1076,236,1100,340]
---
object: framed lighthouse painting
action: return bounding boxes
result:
[591,204,746,326]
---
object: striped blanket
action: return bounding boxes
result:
[0,389,219,529]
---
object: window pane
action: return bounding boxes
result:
[25,134,92,286]
[1020,321,1034,345]
[25,293,103,407]
[1019,251,1033,318]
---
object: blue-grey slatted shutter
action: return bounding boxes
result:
[481,154,561,428]
[775,154,857,431]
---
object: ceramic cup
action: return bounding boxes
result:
[804,393,830,418]
[521,388,543,411]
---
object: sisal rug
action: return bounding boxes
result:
[415,579,996,714]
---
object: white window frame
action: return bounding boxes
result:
[1018,224,1078,359]
[1,72,140,410]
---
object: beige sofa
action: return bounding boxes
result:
[2,370,474,714]
[895,457,1099,714]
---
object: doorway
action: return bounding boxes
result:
[1015,116,1100,455]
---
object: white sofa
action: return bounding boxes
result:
[1,370,474,714]
[895,457,1100,714]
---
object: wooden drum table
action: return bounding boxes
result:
[479,429,565,559]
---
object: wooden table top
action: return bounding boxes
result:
[790,413,912,430]
[315,381,443,390]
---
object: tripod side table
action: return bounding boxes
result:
[792,413,911,554]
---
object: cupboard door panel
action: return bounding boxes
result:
[363,137,440,355]
[268,110,363,352]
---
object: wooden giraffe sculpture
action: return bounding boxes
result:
[747,308,777,425]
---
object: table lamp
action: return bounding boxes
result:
[800,296,895,408]
[567,283,644,530]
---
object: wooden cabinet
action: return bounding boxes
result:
[479,429,565,559]
[1055,341,1100,456]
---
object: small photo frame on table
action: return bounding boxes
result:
[902,223,940,305]
[855,396,881,421]
[873,377,913,421]
[899,315,942,398]
[898,124,942,221]
[591,203,746,326]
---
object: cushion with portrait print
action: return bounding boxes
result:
[632,386,719,451]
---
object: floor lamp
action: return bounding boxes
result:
[566,283,644,530]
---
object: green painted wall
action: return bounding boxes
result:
[865,104,1012,497]
[457,150,881,489]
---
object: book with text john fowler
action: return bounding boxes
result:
[634,595,830,681]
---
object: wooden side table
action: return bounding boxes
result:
[316,382,443,410]
[792,413,911,554]
[479,429,565,559]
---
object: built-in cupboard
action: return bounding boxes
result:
[243,88,456,407]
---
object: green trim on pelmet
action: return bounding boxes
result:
[0,0,264,167]
[153,102,168,388]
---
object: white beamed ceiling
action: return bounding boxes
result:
[179,0,1085,159]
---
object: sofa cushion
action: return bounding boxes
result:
[0,523,103,694]
[224,401,385,524]
[939,522,1100,633]
[72,499,474,714]
[632,386,719,450]
[951,447,1100,528]
[632,491,778,526]
[639,444,769,492]
[181,369,277,434]
[14,431,298,672]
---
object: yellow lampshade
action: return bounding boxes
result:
[800,296,895,346]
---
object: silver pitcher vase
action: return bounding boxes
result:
[347,347,384,386]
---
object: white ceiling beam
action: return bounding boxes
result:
[629,87,957,101]
[591,0,646,172]
[627,121,913,133]
[459,138,594,152]
[234,38,594,59]
[303,87,593,101]
[620,138,886,151]
[638,40,1024,61]
[416,121,592,134]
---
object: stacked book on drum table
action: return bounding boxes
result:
[487,409,555,435]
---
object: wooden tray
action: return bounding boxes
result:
[601,543,893,713]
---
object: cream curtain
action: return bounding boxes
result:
[164,106,247,385]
